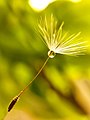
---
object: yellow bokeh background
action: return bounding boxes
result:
[0,0,90,119]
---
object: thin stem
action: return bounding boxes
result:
[8,57,49,112]
[18,56,49,97]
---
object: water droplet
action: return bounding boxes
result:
[48,50,56,58]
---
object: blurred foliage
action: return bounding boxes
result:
[0,0,90,120]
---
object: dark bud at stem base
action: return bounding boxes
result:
[8,96,19,112]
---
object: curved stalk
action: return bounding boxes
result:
[8,57,49,112]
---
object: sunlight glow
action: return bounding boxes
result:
[70,0,81,3]
[29,0,53,11]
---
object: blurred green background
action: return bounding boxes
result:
[0,0,90,120]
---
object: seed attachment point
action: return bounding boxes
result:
[48,50,56,58]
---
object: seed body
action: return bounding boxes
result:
[8,96,19,112]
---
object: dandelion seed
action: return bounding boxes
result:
[8,14,87,112]
[38,14,87,58]
[8,96,19,112]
